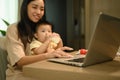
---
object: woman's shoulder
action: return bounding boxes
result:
[7,23,18,31]
[6,23,19,35]
[6,22,19,37]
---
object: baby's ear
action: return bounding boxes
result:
[34,33,38,39]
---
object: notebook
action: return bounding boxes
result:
[48,13,120,67]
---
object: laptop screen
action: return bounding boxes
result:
[82,13,120,67]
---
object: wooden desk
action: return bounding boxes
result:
[23,53,120,80]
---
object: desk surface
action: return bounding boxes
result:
[23,53,120,80]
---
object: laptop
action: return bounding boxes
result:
[48,13,120,67]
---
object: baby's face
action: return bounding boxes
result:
[34,24,52,42]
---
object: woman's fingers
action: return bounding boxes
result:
[46,47,74,58]
[54,50,73,58]
[58,46,73,51]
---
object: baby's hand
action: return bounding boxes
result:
[51,32,61,43]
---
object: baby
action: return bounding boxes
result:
[30,20,63,55]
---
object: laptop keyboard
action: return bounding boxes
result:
[68,57,85,63]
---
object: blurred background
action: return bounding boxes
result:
[0,0,120,51]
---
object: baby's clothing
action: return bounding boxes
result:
[30,38,58,54]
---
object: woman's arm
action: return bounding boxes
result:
[17,47,73,68]
[17,53,48,68]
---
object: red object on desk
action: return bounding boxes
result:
[80,49,87,55]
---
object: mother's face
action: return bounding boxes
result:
[27,0,44,23]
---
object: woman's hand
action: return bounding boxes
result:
[45,46,74,58]
[58,46,73,51]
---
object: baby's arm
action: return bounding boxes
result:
[32,39,50,55]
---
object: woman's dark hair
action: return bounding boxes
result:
[18,0,46,49]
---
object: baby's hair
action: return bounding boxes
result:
[35,20,54,33]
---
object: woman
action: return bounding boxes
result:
[5,0,73,80]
